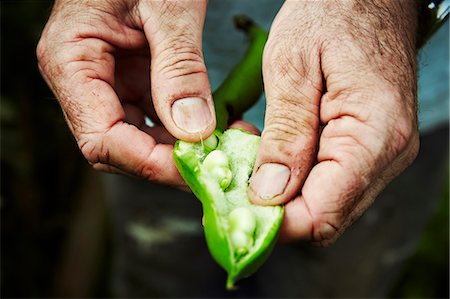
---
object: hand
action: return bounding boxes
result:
[248,0,420,246]
[37,0,215,187]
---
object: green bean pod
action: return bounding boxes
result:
[174,130,283,289]
[173,16,284,289]
[213,15,269,131]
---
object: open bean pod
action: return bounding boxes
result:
[173,129,284,289]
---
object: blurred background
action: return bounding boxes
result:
[1,1,448,298]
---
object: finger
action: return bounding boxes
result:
[75,81,183,186]
[138,1,216,142]
[280,105,419,246]
[229,120,260,135]
[39,38,184,186]
[248,20,323,206]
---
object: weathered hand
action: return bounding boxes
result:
[248,0,420,245]
[37,0,215,187]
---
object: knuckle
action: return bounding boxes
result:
[268,94,318,124]
[410,133,420,160]
[155,37,206,79]
[391,117,418,157]
[311,219,341,247]
[404,131,420,166]
[139,163,157,181]
[263,116,315,145]
[158,2,190,18]
[263,37,321,91]
[131,144,158,181]
[261,109,318,163]
[305,187,355,246]
[264,39,302,78]
[263,39,285,64]
[78,138,99,164]
[36,38,65,83]
[264,97,318,140]
[380,89,416,143]
[78,134,110,166]
[36,38,51,74]
[148,1,207,28]
[380,91,419,163]
[36,39,46,65]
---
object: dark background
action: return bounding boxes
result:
[1,1,448,298]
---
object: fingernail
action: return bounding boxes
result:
[250,163,290,200]
[172,97,212,133]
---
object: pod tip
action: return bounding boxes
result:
[233,15,254,32]
[226,275,237,291]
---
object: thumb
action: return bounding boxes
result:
[248,37,322,206]
[140,1,215,142]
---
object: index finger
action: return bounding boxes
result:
[281,105,418,246]
[38,37,184,186]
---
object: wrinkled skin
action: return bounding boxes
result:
[248,0,420,246]
[37,0,216,188]
[37,0,419,246]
